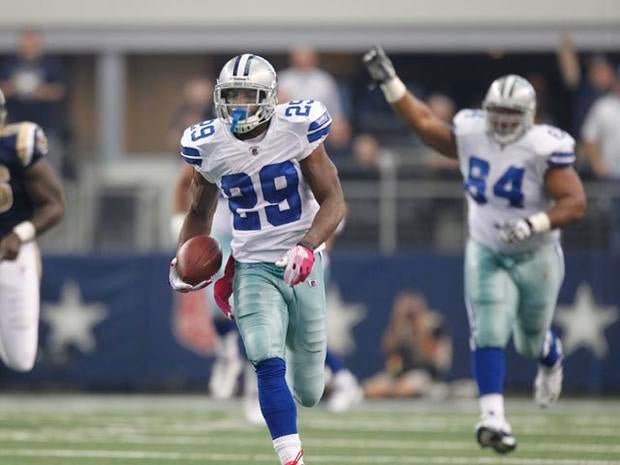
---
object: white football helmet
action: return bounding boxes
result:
[482,74,536,145]
[214,54,278,134]
[0,88,6,128]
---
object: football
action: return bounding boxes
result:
[176,235,223,285]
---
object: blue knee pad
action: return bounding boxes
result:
[256,357,297,439]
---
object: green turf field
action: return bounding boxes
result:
[0,395,618,465]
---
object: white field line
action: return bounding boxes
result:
[2,415,618,439]
[0,430,619,455]
[298,418,620,437]
[0,396,618,415]
[0,448,619,465]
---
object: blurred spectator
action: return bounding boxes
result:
[581,69,620,249]
[557,32,616,134]
[278,47,351,151]
[364,291,452,398]
[0,29,67,173]
[527,72,556,125]
[421,93,459,174]
[167,76,214,151]
[349,133,398,176]
[582,71,620,179]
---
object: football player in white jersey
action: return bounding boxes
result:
[0,89,65,373]
[169,54,346,465]
[363,47,586,454]
[172,164,362,420]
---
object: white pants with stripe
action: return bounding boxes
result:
[0,242,40,371]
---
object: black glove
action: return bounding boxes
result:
[362,45,396,85]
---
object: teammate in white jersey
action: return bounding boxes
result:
[0,88,65,373]
[363,47,586,454]
[169,54,346,465]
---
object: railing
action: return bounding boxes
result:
[38,159,620,254]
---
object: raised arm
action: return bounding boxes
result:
[299,144,347,249]
[556,33,581,90]
[363,46,457,158]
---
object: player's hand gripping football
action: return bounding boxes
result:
[498,219,533,244]
[0,233,22,261]
[168,258,211,293]
[362,45,397,86]
[276,244,315,286]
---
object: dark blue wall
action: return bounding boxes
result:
[4,252,618,393]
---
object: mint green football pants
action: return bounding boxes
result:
[465,239,564,358]
[233,256,326,407]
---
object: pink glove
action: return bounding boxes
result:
[275,244,315,286]
[214,256,235,319]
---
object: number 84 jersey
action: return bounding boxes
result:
[453,109,576,253]
[180,100,331,263]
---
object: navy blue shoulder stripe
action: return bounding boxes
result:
[181,146,200,157]
[549,151,575,158]
[547,160,573,168]
[180,146,202,166]
[307,123,331,143]
[308,110,331,132]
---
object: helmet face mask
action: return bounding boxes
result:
[214,54,278,134]
[482,75,536,145]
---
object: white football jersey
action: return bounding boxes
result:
[180,100,331,263]
[453,109,576,253]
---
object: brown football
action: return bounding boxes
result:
[176,235,223,285]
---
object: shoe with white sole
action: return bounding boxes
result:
[475,413,517,454]
[327,370,363,413]
[534,359,563,408]
[208,332,243,399]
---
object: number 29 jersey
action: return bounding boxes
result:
[180,100,332,263]
[453,109,576,253]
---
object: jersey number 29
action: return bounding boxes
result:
[221,160,302,231]
[465,156,524,208]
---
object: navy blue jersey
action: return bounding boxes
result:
[0,122,47,237]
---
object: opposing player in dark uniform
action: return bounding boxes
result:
[0,88,64,372]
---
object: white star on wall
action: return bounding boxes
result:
[555,283,618,358]
[325,286,366,355]
[41,281,108,358]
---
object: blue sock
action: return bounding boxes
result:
[539,330,562,367]
[256,357,297,439]
[325,350,345,374]
[213,318,236,336]
[472,347,505,395]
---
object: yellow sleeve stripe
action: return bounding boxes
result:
[16,123,35,166]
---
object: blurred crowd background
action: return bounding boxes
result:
[1,21,619,255]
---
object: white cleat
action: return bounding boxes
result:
[243,392,265,425]
[209,332,243,399]
[327,370,364,413]
[535,360,563,408]
[475,413,517,454]
[242,364,265,426]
